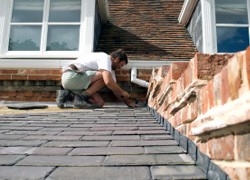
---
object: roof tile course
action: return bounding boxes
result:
[0,104,207,179]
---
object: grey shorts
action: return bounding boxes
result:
[61,70,96,94]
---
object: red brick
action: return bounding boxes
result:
[0,75,12,80]
[238,47,250,92]
[191,55,198,80]
[170,62,188,80]
[245,46,250,89]
[27,75,46,80]
[181,105,188,124]
[1,69,18,74]
[182,66,192,89]
[39,92,51,97]
[3,96,22,101]
[48,75,61,81]
[138,75,150,81]
[207,80,214,109]
[22,96,39,101]
[221,66,229,105]
[227,55,241,100]
[33,92,41,97]
[121,69,130,75]
[235,133,250,161]
[196,142,207,156]
[175,78,184,98]
[11,75,28,80]
[213,73,222,106]
[138,69,153,76]
[23,91,34,97]
[117,76,130,81]
[156,66,169,77]
[207,135,234,161]
[200,85,208,114]
[51,69,62,75]
[187,123,195,140]
[38,97,54,102]
[189,99,198,121]
[0,91,17,97]
[175,109,182,127]
[197,53,232,80]
[220,165,250,180]
[171,83,178,102]
[35,70,52,75]
[18,69,36,74]
[176,124,186,135]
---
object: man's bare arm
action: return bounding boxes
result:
[101,70,130,99]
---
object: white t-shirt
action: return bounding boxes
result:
[67,52,117,82]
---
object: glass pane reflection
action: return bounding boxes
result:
[217,27,249,53]
[12,0,44,22]
[46,25,79,51]
[215,0,248,24]
[8,26,41,51]
[49,0,81,22]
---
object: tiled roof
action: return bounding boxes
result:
[0,104,207,179]
[96,0,197,60]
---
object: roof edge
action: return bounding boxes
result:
[97,0,110,23]
[178,0,198,26]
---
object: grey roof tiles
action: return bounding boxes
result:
[0,104,207,179]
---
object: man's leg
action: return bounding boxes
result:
[56,89,70,109]
[74,71,105,108]
[84,72,105,107]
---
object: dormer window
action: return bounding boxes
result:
[0,0,108,59]
[215,0,249,53]
[9,0,81,52]
[8,0,81,54]
[179,0,249,53]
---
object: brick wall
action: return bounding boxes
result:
[0,69,61,102]
[0,68,151,102]
[147,46,250,179]
[1,0,194,102]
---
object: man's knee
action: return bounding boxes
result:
[91,71,103,83]
[89,93,105,108]
[97,100,105,108]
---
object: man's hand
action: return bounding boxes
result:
[122,98,140,108]
[121,91,130,99]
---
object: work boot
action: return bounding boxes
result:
[56,89,70,109]
[73,94,97,109]
[80,91,90,101]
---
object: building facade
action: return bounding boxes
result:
[0,0,249,102]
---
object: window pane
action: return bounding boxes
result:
[49,0,81,22]
[215,0,248,24]
[12,0,44,22]
[46,25,79,51]
[8,26,41,51]
[217,27,249,53]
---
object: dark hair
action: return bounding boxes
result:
[110,49,128,64]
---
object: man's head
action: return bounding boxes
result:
[110,49,128,70]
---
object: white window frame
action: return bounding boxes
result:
[214,0,250,53]
[179,0,250,54]
[201,0,217,53]
[0,0,96,59]
[202,0,250,53]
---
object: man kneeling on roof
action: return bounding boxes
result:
[56,49,139,109]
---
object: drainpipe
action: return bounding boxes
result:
[131,67,149,88]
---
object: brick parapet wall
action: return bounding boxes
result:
[147,47,250,179]
[0,68,151,102]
